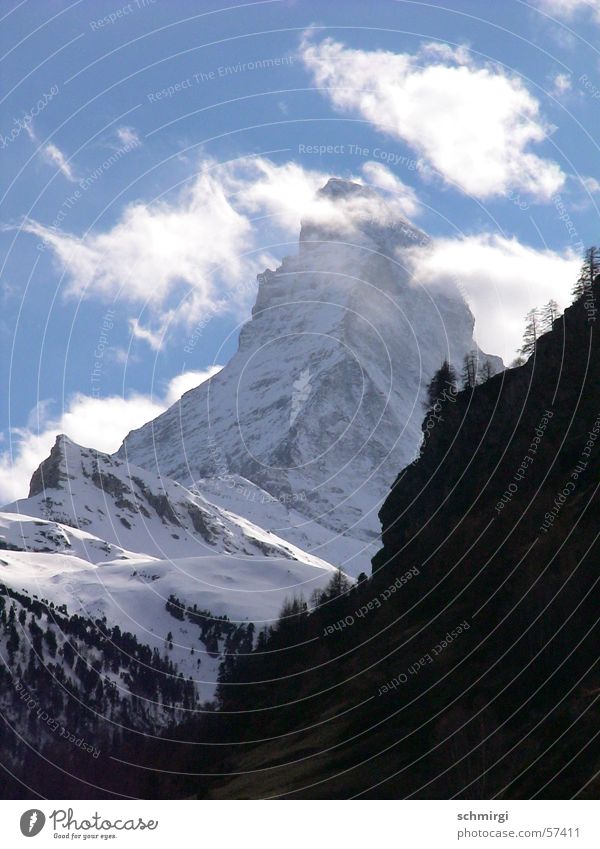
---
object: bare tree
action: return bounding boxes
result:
[520,308,541,358]
[461,350,478,390]
[478,360,494,383]
[541,299,560,332]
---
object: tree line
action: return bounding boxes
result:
[515,245,599,364]
[424,245,600,406]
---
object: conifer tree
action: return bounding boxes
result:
[44,627,57,658]
[323,568,351,601]
[6,623,19,661]
[425,360,458,409]
[63,641,75,667]
[573,246,600,300]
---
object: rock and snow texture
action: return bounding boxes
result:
[0,549,337,704]
[0,433,338,705]
[0,511,141,563]
[119,178,501,571]
[0,177,503,722]
[4,434,333,569]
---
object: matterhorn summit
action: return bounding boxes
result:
[116,178,501,572]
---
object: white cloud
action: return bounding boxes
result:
[237,157,423,239]
[534,0,600,20]
[552,72,572,96]
[165,367,221,405]
[301,36,565,201]
[19,158,328,342]
[42,142,76,181]
[0,367,222,503]
[411,234,580,362]
[20,156,423,344]
[360,161,421,218]
[115,126,140,147]
[21,165,255,310]
[226,157,333,233]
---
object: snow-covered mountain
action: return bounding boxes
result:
[0,547,337,706]
[0,511,141,563]
[119,178,501,571]
[0,433,338,703]
[0,435,340,721]
[0,177,503,784]
[0,177,502,635]
[4,434,333,568]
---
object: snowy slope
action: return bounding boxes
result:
[119,178,502,571]
[0,511,144,563]
[194,474,374,572]
[0,548,338,703]
[0,436,342,705]
[4,434,334,569]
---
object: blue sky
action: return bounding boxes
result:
[2,0,600,500]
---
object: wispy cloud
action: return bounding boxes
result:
[360,161,421,218]
[128,317,170,351]
[581,175,600,194]
[534,0,600,21]
[42,141,75,181]
[19,156,418,346]
[551,72,572,97]
[115,125,141,148]
[25,123,76,181]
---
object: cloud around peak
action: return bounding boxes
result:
[409,234,579,362]
[19,156,420,347]
[300,35,565,201]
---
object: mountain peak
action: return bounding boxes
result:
[54,433,75,449]
[299,175,422,252]
[118,175,500,573]
[28,433,74,497]
[317,177,378,202]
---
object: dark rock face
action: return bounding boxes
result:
[169,283,600,800]
[28,435,72,497]
[373,281,600,580]
[185,504,216,543]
